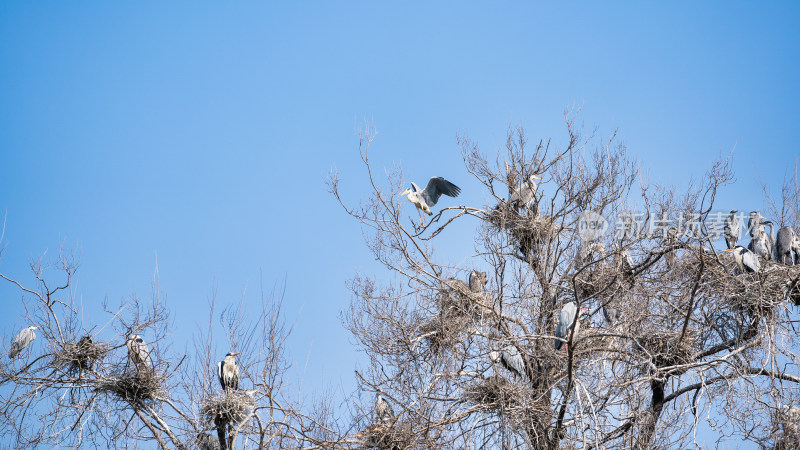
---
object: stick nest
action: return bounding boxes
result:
[416,313,470,355]
[488,207,558,263]
[465,375,526,414]
[636,329,697,374]
[53,337,108,374]
[357,422,433,450]
[202,392,255,425]
[97,368,165,405]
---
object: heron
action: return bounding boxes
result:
[576,241,605,267]
[614,245,634,278]
[196,432,221,450]
[375,393,394,423]
[724,211,740,249]
[776,226,798,266]
[489,345,527,379]
[218,352,240,392]
[400,177,461,215]
[75,335,94,370]
[8,326,37,359]
[749,222,775,261]
[555,302,588,351]
[602,305,620,325]
[126,334,152,371]
[468,270,488,293]
[664,227,678,269]
[724,245,760,274]
[508,174,542,210]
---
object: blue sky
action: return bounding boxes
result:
[1,2,798,446]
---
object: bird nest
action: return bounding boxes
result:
[437,284,492,320]
[202,392,255,425]
[636,329,697,375]
[416,312,470,355]
[465,375,526,415]
[574,265,626,302]
[53,338,108,375]
[357,422,432,450]
[487,208,557,260]
[97,368,165,405]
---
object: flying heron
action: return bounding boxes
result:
[8,326,37,359]
[724,245,760,274]
[489,345,527,379]
[375,393,394,423]
[400,177,461,215]
[218,352,240,392]
[126,334,152,371]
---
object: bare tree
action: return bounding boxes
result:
[329,113,800,449]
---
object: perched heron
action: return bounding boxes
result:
[468,270,488,293]
[602,305,620,325]
[8,326,37,359]
[664,227,678,269]
[375,393,394,423]
[749,222,775,261]
[724,246,760,274]
[218,352,240,392]
[554,302,588,351]
[126,335,152,371]
[724,211,740,249]
[508,174,542,210]
[614,245,634,278]
[489,345,527,379]
[197,432,221,450]
[400,177,461,215]
[776,226,798,266]
[75,335,94,370]
[576,241,605,267]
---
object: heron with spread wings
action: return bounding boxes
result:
[400,177,461,215]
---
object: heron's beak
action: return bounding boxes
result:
[723,249,733,253]
[231,352,240,356]
[399,189,410,197]
[532,174,542,180]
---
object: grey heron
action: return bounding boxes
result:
[576,241,605,267]
[218,352,240,392]
[724,246,760,274]
[375,393,394,423]
[776,226,798,265]
[400,177,461,215]
[197,432,221,450]
[75,335,94,370]
[602,305,620,325]
[724,211,740,249]
[749,222,775,261]
[664,227,678,269]
[508,174,542,210]
[468,270,488,293]
[489,345,527,379]
[8,326,37,359]
[555,302,588,351]
[614,245,634,278]
[126,334,152,371]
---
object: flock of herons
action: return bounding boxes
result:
[6,174,800,432]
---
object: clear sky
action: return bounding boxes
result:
[1,2,798,446]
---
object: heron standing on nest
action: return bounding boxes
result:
[724,245,760,274]
[489,345,528,379]
[218,352,240,392]
[555,302,588,351]
[126,335,152,371]
[508,174,542,211]
[400,177,461,215]
[375,393,394,423]
[8,326,37,359]
[724,210,740,249]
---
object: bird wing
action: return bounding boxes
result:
[555,303,577,349]
[503,346,527,377]
[742,250,760,272]
[422,177,461,207]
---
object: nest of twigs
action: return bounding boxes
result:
[202,392,255,425]
[438,283,492,320]
[357,422,428,450]
[53,337,107,374]
[465,375,525,414]
[417,312,470,355]
[97,368,165,405]
[574,264,627,302]
[488,207,558,263]
[636,329,697,374]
